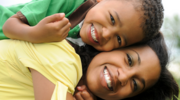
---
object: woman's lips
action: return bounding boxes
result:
[88,24,99,45]
[104,66,114,91]
[100,66,114,91]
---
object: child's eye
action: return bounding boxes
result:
[110,14,115,25]
[126,54,133,66]
[133,79,138,92]
[117,35,121,46]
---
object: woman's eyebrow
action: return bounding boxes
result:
[130,49,141,65]
[130,50,145,91]
[140,78,145,91]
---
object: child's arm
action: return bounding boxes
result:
[3,13,71,43]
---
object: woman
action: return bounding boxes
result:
[74,33,179,100]
[0,34,178,100]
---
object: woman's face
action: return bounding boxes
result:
[86,45,161,100]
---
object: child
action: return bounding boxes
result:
[1,0,164,51]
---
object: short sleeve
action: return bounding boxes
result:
[51,82,68,100]
[0,5,14,39]
[0,39,82,100]
[0,2,29,39]
[16,40,82,95]
[20,0,84,26]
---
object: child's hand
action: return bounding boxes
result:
[74,85,96,100]
[30,13,71,43]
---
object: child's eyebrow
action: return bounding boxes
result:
[114,11,128,46]
[114,11,123,27]
[122,35,128,46]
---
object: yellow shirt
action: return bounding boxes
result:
[0,39,82,100]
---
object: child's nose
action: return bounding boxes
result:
[102,28,113,41]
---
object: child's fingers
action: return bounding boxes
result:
[73,97,76,100]
[81,91,94,100]
[74,92,84,100]
[62,27,70,37]
[58,28,69,40]
[50,17,69,30]
[77,85,87,91]
[58,22,71,34]
[57,18,70,28]
[44,13,65,23]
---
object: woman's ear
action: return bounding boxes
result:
[97,0,103,3]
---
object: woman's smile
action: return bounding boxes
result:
[104,66,113,91]
[100,66,114,91]
[86,45,160,100]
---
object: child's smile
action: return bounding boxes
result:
[80,0,144,51]
[88,24,99,44]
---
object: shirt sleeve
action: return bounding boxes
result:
[16,40,82,95]
[0,2,30,39]
[51,82,68,100]
[19,0,84,26]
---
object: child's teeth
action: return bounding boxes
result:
[91,25,98,42]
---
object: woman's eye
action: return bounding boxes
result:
[126,54,133,66]
[110,14,115,25]
[133,79,138,92]
[117,36,121,46]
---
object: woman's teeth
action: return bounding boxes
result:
[104,67,113,91]
[91,25,98,43]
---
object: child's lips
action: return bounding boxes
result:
[88,24,100,45]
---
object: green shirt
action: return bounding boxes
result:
[0,0,84,40]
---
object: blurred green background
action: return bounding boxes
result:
[161,0,180,99]
[161,15,180,99]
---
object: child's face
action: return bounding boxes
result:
[80,0,144,51]
[86,45,160,100]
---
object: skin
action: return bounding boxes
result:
[85,45,161,100]
[3,0,143,51]
[80,0,144,51]
[30,45,160,100]
[3,13,71,43]
[30,68,74,100]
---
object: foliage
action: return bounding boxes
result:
[174,77,180,100]
[162,15,180,48]
[161,15,180,100]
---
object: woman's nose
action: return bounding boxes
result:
[117,68,133,86]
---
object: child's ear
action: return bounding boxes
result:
[97,0,103,3]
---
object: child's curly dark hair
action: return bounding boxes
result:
[139,0,164,42]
